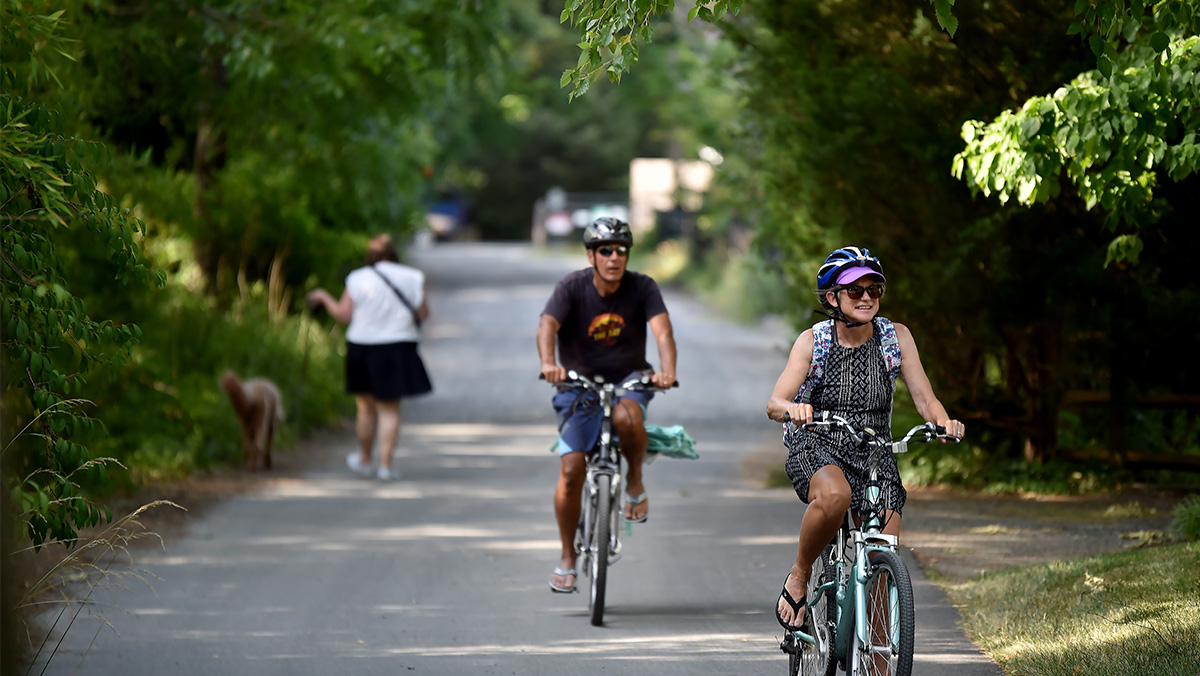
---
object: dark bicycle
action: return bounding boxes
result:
[544,370,674,625]
[780,411,959,676]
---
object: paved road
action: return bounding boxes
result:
[30,243,1000,675]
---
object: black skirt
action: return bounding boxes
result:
[345,341,433,400]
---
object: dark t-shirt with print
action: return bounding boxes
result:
[542,268,669,382]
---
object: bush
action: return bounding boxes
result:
[1172,494,1200,541]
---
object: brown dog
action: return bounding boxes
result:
[219,370,284,470]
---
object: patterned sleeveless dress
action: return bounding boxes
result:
[783,319,907,514]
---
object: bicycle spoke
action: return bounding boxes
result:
[858,551,913,676]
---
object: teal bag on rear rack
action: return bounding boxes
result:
[644,424,698,463]
[549,424,697,459]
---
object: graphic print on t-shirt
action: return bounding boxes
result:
[588,312,626,345]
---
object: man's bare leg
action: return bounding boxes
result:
[614,400,649,521]
[551,452,586,590]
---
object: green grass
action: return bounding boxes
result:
[947,542,1200,676]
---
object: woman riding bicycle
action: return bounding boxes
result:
[764,246,965,630]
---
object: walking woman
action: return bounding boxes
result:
[764,246,965,629]
[308,234,432,481]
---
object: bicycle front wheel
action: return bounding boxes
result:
[589,473,612,626]
[849,549,914,676]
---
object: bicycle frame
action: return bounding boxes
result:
[827,470,900,664]
[786,413,957,676]
[548,370,671,626]
[577,384,624,574]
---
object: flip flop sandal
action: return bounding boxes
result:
[624,492,649,523]
[549,567,577,593]
[775,575,810,631]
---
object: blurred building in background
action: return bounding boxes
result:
[531,157,715,246]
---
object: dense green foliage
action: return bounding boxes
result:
[559,0,743,99]
[3,0,1196,545]
[955,5,1200,265]
[2,6,162,548]
[0,0,521,554]
[64,0,515,290]
[576,0,1200,472]
[2,0,718,557]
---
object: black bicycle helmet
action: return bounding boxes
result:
[816,246,884,310]
[582,217,633,248]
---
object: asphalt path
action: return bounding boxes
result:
[30,242,1000,675]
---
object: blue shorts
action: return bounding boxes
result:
[553,385,652,456]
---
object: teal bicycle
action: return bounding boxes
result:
[779,412,959,676]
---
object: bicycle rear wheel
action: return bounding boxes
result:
[849,549,914,676]
[589,473,612,626]
[795,543,838,676]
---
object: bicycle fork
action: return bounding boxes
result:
[829,528,899,663]
[579,462,623,563]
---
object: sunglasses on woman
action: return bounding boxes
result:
[840,283,885,300]
[594,245,629,258]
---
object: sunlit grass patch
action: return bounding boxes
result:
[1102,501,1158,519]
[949,541,1200,676]
[968,524,1018,535]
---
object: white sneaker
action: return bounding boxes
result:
[377,466,398,481]
[346,452,372,477]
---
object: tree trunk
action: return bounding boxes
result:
[1022,319,1063,463]
[192,52,228,292]
[1108,270,1130,462]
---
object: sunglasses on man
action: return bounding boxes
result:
[839,283,885,300]
[593,245,630,258]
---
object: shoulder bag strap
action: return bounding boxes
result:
[370,265,422,329]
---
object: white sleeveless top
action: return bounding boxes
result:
[344,262,424,344]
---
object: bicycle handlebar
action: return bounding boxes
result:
[538,370,679,393]
[780,409,960,450]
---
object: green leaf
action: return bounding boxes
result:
[1068,21,1083,35]
[1149,31,1170,52]
[1106,234,1144,265]
[1020,116,1041,140]
[933,0,958,37]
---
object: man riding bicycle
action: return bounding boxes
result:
[538,217,678,594]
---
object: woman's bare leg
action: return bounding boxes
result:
[375,400,401,470]
[779,465,851,627]
[354,394,378,463]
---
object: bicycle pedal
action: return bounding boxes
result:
[780,633,798,654]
